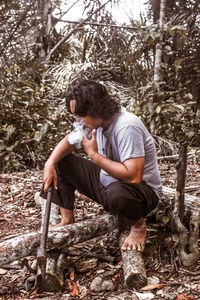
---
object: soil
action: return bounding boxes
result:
[0,152,200,300]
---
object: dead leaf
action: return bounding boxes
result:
[67,279,79,297]
[29,290,47,299]
[112,270,123,282]
[141,283,165,291]
[70,270,75,281]
[176,294,194,300]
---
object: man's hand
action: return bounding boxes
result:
[83,129,98,158]
[43,162,58,192]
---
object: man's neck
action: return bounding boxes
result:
[102,112,119,131]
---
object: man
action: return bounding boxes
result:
[41,80,162,252]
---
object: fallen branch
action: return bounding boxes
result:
[184,186,200,192]
[0,214,117,266]
[162,186,200,217]
[119,231,147,290]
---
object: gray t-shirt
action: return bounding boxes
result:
[96,107,163,198]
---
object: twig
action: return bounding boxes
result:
[46,0,110,60]
[184,186,200,192]
[83,251,115,263]
[0,0,36,57]
[0,264,21,270]
[179,268,200,276]
[157,150,200,160]
[59,20,137,30]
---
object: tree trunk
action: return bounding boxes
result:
[36,0,53,59]
[172,143,199,266]
[162,186,200,222]
[176,143,187,222]
[151,0,166,134]
[154,0,166,84]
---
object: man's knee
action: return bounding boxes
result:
[104,183,130,212]
[104,182,145,218]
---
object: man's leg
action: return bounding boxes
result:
[121,217,147,252]
[100,181,159,252]
[40,153,104,226]
[54,207,75,227]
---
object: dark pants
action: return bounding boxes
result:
[41,154,159,229]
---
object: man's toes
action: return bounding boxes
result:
[132,243,136,250]
[122,242,128,251]
[127,244,132,251]
[137,243,144,252]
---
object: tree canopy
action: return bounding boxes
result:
[0,0,200,171]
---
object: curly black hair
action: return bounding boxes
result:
[66,80,120,120]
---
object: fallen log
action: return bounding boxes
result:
[34,192,60,227]
[2,186,197,292]
[0,214,117,266]
[119,231,147,290]
[162,186,200,217]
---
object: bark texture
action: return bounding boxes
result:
[34,191,60,228]
[176,143,187,221]
[163,183,200,266]
[0,214,117,266]
[172,144,199,266]
[154,0,166,84]
[162,186,200,219]
[120,231,147,290]
[36,252,68,293]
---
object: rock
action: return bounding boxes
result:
[0,268,8,275]
[101,279,115,291]
[135,292,155,299]
[90,276,103,292]
[147,275,160,285]
[90,276,115,292]
[107,292,134,300]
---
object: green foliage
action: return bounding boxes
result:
[0,64,72,171]
[0,0,200,171]
[134,11,200,146]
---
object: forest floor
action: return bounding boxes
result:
[0,150,200,300]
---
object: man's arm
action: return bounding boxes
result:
[43,136,75,192]
[83,130,144,184]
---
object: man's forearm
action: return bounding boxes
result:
[46,136,75,166]
[89,152,137,183]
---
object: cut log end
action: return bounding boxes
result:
[125,273,147,290]
[36,273,64,293]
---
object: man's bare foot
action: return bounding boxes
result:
[121,218,147,252]
[51,207,75,228]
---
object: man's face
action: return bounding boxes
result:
[70,100,102,129]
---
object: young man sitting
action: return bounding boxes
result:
[41,80,162,252]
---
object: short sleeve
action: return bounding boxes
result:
[116,125,145,162]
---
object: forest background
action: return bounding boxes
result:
[0,0,199,171]
[0,0,200,271]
